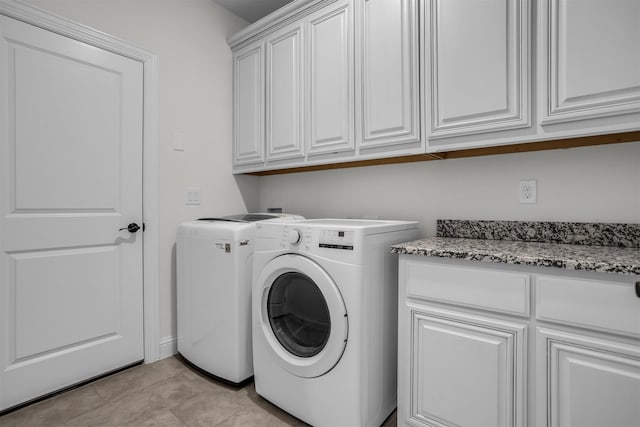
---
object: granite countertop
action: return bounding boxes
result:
[391,220,640,276]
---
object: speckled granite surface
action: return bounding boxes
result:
[391,221,640,276]
[437,220,640,248]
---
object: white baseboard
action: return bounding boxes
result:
[159,336,177,360]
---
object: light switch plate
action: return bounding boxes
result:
[186,187,201,205]
[173,132,185,151]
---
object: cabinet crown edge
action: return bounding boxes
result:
[227,0,338,50]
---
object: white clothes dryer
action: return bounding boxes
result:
[252,219,418,426]
[176,213,303,385]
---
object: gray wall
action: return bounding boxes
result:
[259,141,640,237]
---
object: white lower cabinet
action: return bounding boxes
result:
[534,274,640,427]
[536,328,640,427]
[398,255,640,427]
[405,306,526,427]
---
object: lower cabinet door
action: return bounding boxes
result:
[403,305,526,427]
[537,328,640,427]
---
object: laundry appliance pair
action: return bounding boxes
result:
[177,214,418,426]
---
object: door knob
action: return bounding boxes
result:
[119,223,141,233]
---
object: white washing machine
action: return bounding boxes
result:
[176,213,303,384]
[252,219,418,426]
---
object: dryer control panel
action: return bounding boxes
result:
[318,230,355,250]
[279,227,357,251]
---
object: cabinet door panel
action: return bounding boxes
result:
[359,0,419,149]
[409,308,526,427]
[266,24,304,161]
[426,0,530,139]
[540,0,640,124]
[537,328,640,427]
[233,43,264,166]
[307,1,354,155]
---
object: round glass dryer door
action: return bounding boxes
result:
[267,272,330,358]
[256,254,348,378]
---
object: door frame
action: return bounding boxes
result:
[0,0,161,363]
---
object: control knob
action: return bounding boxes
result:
[287,229,302,246]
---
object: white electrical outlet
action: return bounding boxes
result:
[519,180,537,204]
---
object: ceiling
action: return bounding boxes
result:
[213,0,295,23]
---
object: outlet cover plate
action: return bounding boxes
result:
[519,179,537,204]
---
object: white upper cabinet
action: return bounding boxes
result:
[538,0,640,130]
[233,41,265,168]
[424,0,531,145]
[230,0,640,173]
[306,0,355,156]
[356,0,421,153]
[265,22,305,161]
[230,0,422,173]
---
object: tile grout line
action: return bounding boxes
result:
[167,407,191,427]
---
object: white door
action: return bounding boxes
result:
[0,16,144,412]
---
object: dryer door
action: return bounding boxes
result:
[256,254,347,378]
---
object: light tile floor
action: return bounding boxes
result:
[0,356,397,426]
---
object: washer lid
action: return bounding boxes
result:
[198,213,278,223]
[256,254,347,378]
